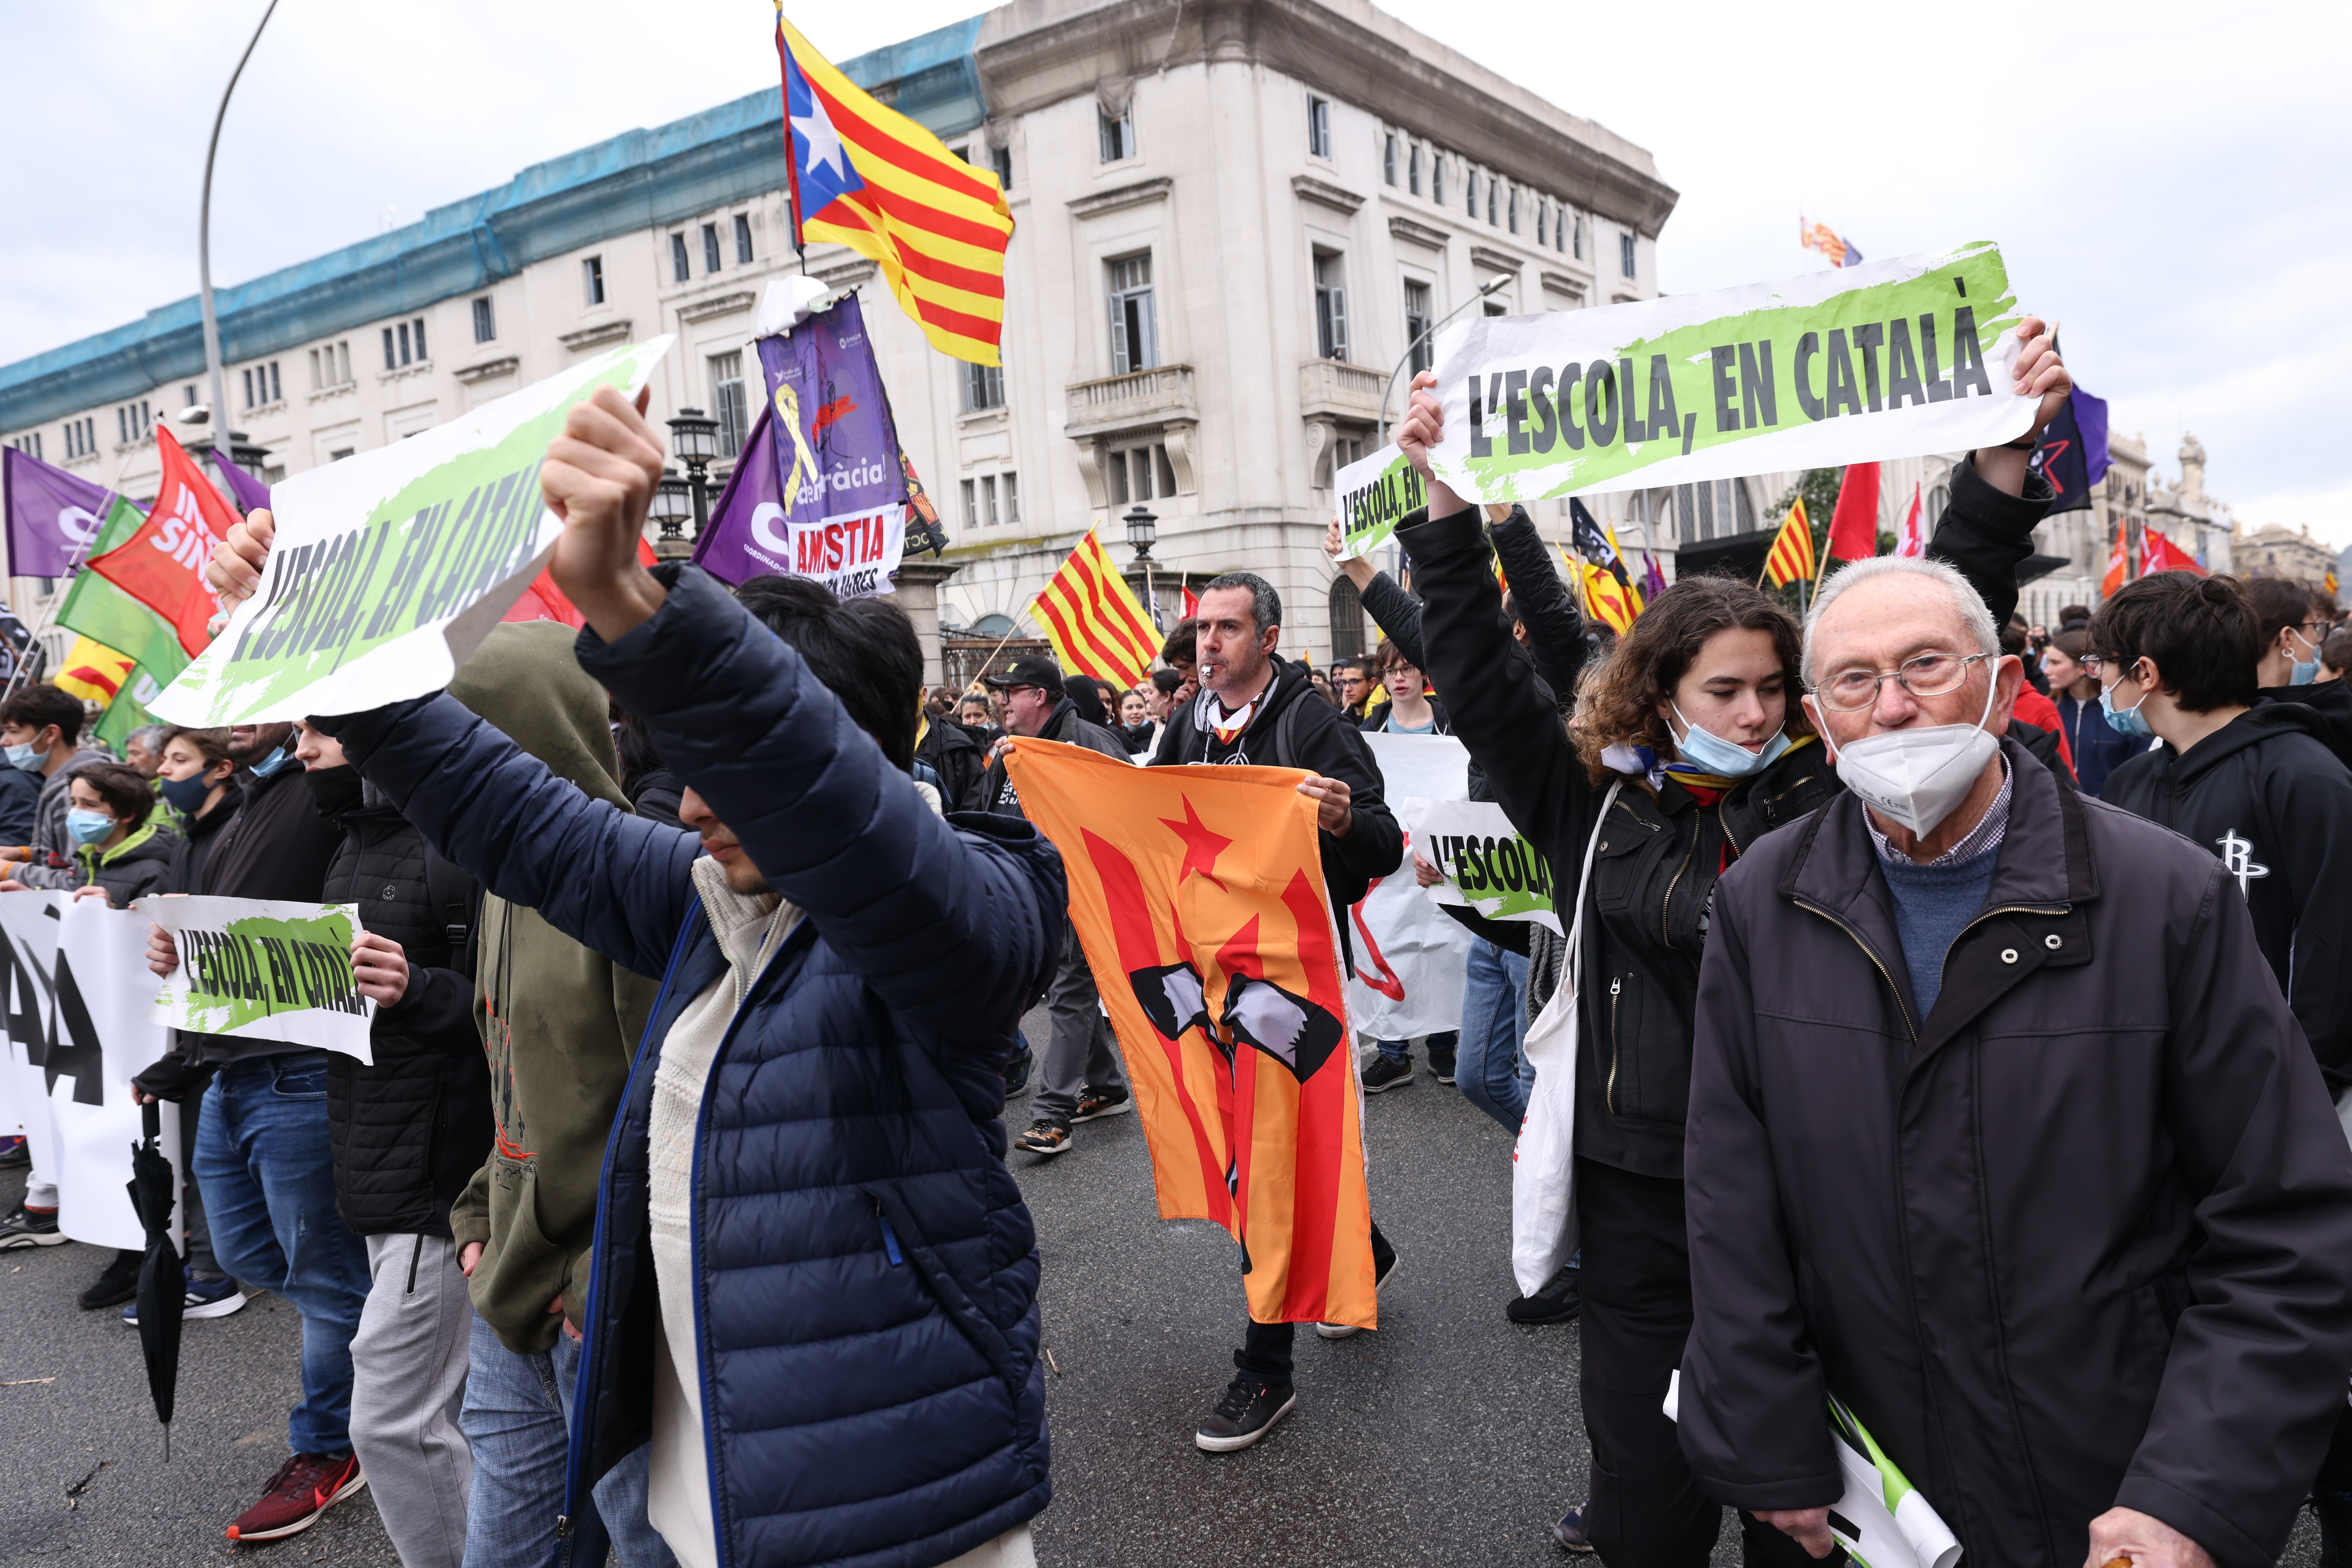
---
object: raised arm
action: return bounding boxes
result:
[1487,507,1587,710]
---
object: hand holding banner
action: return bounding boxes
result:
[1335,444,1428,562]
[1423,242,2032,505]
[1406,799,1562,934]
[147,337,671,725]
[139,896,376,1062]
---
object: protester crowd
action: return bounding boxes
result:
[5,321,2352,1568]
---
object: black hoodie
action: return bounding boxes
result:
[2102,702,2352,1087]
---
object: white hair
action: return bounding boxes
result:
[1802,554,1999,684]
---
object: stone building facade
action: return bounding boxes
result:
[0,0,1674,673]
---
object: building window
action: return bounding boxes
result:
[961,473,1018,528]
[1308,96,1331,159]
[242,362,281,406]
[708,351,746,459]
[1466,168,1478,217]
[584,255,606,306]
[1537,202,1548,247]
[183,384,198,407]
[1559,208,1570,255]
[1574,214,1585,260]
[243,369,254,407]
[991,145,1013,189]
[1107,254,1157,374]
[1674,479,1755,543]
[1383,132,1397,185]
[1106,443,1175,506]
[1313,249,1349,362]
[310,341,352,389]
[1432,155,1445,206]
[1488,177,1500,226]
[1621,231,1637,278]
[6,434,39,461]
[1408,144,1423,196]
[670,232,690,283]
[1508,187,1520,234]
[115,401,151,445]
[964,360,1005,412]
[1003,471,1020,526]
[64,418,94,459]
[1404,279,1434,376]
[1329,575,1366,659]
[701,223,722,274]
[961,478,977,528]
[472,296,496,343]
[1098,105,1134,163]
[734,213,754,265]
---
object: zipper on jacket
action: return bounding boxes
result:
[1660,836,1697,952]
[876,1206,905,1266]
[1605,976,1624,1114]
[1930,903,2071,1003]
[1792,896,1921,1044]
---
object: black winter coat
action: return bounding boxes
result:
[968,697,1128,816]
[1680,740,2352,1568]
[315,777,494,1237]
[1400,454,2049,1179]
[915,714,987,810]
[2101,701,2352,1089]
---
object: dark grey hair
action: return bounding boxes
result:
[125,723,174,756]
[1200,571,1282,634]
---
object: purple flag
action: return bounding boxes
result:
[693,292,910,596]
[1,447,114,578]
[691,401,786,586]
[203,446,271,516]
[2072,388,2111,489]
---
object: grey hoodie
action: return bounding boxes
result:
[17,746,117,889]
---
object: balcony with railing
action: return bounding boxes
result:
[1062,364,1196,441]
[1298,358,1388,424]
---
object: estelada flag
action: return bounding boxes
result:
[84,426,229,657]
[53,635,133,706]
[1563,545,1637,636]
[1002,739,1376,1328]
[1764,498,1817,587]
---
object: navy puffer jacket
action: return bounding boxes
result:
[328,567,1064,1568]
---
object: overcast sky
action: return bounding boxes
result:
[6,0,2343,545]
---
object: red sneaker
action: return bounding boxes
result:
[225,1451,366,1542]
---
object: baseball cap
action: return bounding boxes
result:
[981,654,1065,697]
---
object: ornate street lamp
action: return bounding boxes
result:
[665,407,722,537]
[1123,502,1158,562]
[650,468,693,545]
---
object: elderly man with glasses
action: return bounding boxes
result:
[1674,551,2352,1568]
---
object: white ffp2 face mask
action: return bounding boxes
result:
[1824,673,2001,839]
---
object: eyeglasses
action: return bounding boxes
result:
[1810,651,1991,712]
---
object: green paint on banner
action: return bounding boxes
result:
[1336,445,1427,560]
[1427,827,1556,923]
[170,910,365,1034]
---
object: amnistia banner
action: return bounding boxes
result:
[0,893,181,1250]
[1345,733,1473,1042]
[148,337,672,726]
[1426,241,2031,504]
[1334,443,1428,562]
[1406,799,1562,934]
[140,896,375,1061]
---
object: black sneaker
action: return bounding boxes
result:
[79,1248,144,1309]
[1361,1055,1413,1093]
[1072,1087,1132,1122]
[1427,1048,1457,1084]
[1508,1263,1583,1325]
[1554,1504,1597,1553]
[1003,1045,1033,1097]
[0,1134,27,1169]
[1194,1376,1295,1452]
[0,1202,66,1249]
[1011,1120,1072,1157]
[1315,1229,1401,1338]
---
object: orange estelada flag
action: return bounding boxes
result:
[1003,737,1377,1329]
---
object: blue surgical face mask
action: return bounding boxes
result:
[4,742,39,772]
[2289,629,2322,686]
[1668,702,1790,779]
[245,744,292,777]
[2101,681,2154,740]
[159,771,216,816]
[65,808,115,846]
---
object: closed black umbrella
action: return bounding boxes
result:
[124,1099,185,1459]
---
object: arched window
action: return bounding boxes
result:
[1329,576,1366,659]
[970,613,1015,637]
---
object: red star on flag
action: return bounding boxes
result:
[1160,797,1233,888]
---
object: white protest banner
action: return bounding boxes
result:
[149,336,673,726]
[1335,443,1428,562]
[0,893,181,1250]
[1406,799,1561,935]
[790,504,905,599]
[1427,242,2030,505]
[1344,734,1473,1041]
[139,896,375,1062]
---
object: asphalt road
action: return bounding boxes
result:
[1,1011,2330,1566]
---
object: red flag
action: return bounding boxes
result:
[1894,482,1926,558]
[2141,526,2206,577]
[85,426,230,656]
[503,540,660,628]
[2101,522,2130,596]
[1181,584,1200,623]
[1826,462,1881,562]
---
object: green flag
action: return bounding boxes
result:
[53,494,192,747]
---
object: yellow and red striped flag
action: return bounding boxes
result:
[1574,556,1640,636]
[778,10,1013,366]
[1763,499,1817,587]
[53,636,133,707]
[1033,528,1158,690]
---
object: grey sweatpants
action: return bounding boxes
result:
[350,1233,474,1568]
[1032,926,1127,1125]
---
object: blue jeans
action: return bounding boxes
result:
[1457,940,1533,1131]
[193,1052,371,1456]
[459,1313,673,1568]
[1374,1030,1458,1065]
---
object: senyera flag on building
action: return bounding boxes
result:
[1001,739,1377,1330]
[777,8,1013,366]
[1033,528,1158,691]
